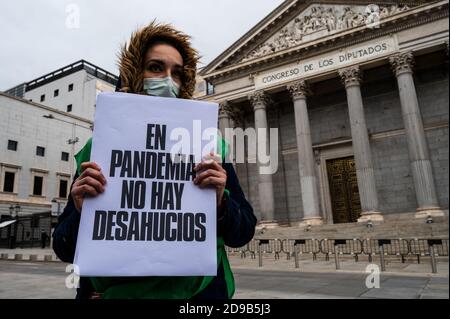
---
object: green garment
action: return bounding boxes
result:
[75,137,234,299]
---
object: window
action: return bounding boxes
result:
[56,173,70,199]
[30,169,48,198]
[1,165,20,194]
[67,104,72,113]
[59,179,68,198]
[206,82,214,95]
[40,94,45,102]
[3,172,15,193]
[7,140,18,151]
[36,146,45,157]
[54,89,59,97]
[61,152,69,162]
[33,176,43,196]
[68,84,74,92]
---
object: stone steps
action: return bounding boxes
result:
[257,213,449,240]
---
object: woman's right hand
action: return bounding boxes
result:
[71,162,107,213]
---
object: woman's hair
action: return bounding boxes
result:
[118,21,200,99]
[144,37,188,64]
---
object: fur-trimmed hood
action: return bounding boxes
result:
[117,21,199,99]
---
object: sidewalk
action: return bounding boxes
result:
[228,254,449,299]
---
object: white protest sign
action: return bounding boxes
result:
[74,92,218,277]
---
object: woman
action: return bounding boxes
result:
[53,21,257,299]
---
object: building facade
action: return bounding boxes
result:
[0,92,93,217]
[200,0,449,227]
[5,60,118,121]
[1,60,118,219]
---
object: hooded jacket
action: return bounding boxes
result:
[52,22,257,299]
[117,21,198,99]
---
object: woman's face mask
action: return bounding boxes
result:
[143,77,180,98]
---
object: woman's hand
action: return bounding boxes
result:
[194,153,227,208]
[71,162,107,213]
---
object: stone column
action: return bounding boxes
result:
[339,66,383,222]
[218,101,232,138]
[218,101,233,165]
[389,52,443,218]
[288,81,323,226]
[250,91,277,226]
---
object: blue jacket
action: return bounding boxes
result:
[53,162,256,299]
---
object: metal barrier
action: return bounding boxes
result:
[225,240,257,259]
[256,239,281,267]
[273,239,283,260]
[282,239,321,268]
[237,241,255,259]
[409,239,449,274]
[362,239,410,271]
[246,240,257,259]
[225,246,242,255]
[320,239,363,269]
[224,237,449,274]
[280,239,293,260]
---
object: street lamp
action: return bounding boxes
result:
[7,204,20,249]
[9,205,15,218]
[51,198,63,216]
[68,137,79,145]
[8,204,20,218]
[67,137,80,180]
[15,204,20,215]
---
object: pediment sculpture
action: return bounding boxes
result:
[242,4,411,63]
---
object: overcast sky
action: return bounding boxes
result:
[0,0,285,91]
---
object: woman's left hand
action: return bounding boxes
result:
[194,153,227,208]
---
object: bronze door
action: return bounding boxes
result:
[326,157,362,224]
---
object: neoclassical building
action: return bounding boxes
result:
[199,0,449,227]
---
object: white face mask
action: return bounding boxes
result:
[143,77,180,98]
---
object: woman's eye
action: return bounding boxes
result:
[172,70,182,79]
[147,64,163,72]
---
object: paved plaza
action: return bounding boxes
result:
[0,249,447,299]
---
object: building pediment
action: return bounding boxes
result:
[201,0,428,77]
[241,3,411,63]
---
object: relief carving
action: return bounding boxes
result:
[242,4,411,62]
